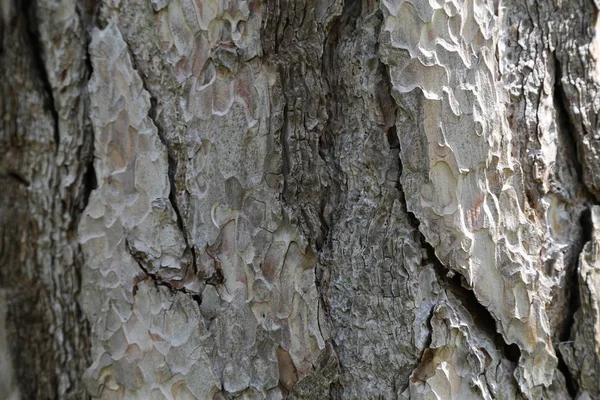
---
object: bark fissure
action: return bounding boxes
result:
[130,46,198,275]
[551,49,592,396]
[419,219,523,363]
[553,52,588,194]
[21,0,60,154]
[554,207,593,398]
[3,171,31,187]
[79,25,97,216]
[556,349,577,398]
[127,239,202,307]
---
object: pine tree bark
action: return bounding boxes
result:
[2,0,600,398]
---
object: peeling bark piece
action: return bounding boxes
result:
[379,0,559,395]
[404,293,520,400]
[80,21,203,398]
[80,3,330,397]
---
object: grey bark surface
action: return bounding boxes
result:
[0,0,93,398]
[2,0,600,399]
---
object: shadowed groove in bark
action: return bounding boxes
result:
[410,206,525,363]
[21,0,60,154]
[556,347,577,399]
[316,2,361,395]
[151,94,199,273]
[553,206,592,398]
[552,49,595,397]
[79,4,97,214]
[553,52,591,199]
[121,41,226,302]
[3,171,31,187]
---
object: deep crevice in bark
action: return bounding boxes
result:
[3,171,31,187]
[116,40,204,310]
[76,0,99,215]
[419,225,522,362]
[553,51,595,202]
[80,152,97,207]
[552,51,589,397]
[123,42,214,300]
[553,207,592,399]
[80,42,97,210]
[556,349,577,398]
[21,0,60,155]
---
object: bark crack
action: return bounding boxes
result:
[124,45,198,275]
[126,239,202,308]
[553,52,587,193]
[552,49,592,397]
[2,171,31,187]
[552,44,600,203]
[21,0,60,155]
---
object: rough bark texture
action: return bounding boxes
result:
[0,0,93,398]
[3,0,600,398]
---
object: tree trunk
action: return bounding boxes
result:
[2,0,600,398]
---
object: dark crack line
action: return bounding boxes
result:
[553,52,587,194]
[21,0,60,155]
[73,0,99,219]
[147,93,198,272]
[122,42,202,303]
[123,44,198,275]
[2,171,31,187]
[553,50,592,398]
[78,33,97,214]
[553,207,592,399]
[552,49,599,204]
[556,347,577,399]
[126,239,202,308]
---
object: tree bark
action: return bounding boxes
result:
[2,0,600,398]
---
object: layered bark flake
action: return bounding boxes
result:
[378,0,600,397]
[4,0,600,398]
[79,4,331,399]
